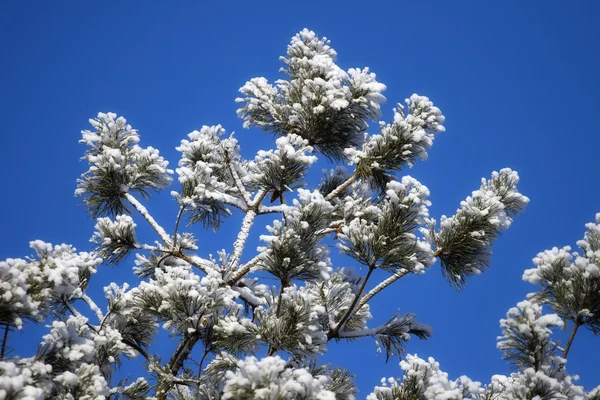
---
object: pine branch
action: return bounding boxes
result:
[257,204,290,214]
[198,347,210,375]
[315,220,345,236]
[123,192,171,244]
[168,333,201,375]
[63,299,82,317]
[355,269,410,314]
[155,332,202,398]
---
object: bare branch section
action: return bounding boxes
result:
[226,156,252,206]
[325,173,357,201]
[328,266,375,340]
[229,210,257,271]
[355,269,410,314]
[123,192,172,244]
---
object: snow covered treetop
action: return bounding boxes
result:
[0,29,545,400]
[236,29,387,160]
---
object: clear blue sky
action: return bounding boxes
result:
[1,1,599,395]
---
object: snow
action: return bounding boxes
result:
[223,356,336,400]
[367,354,483,400]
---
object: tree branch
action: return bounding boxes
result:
[122,338,151,362]
[268,281,288,356]
[172,206,185,249]
[226,155,251,206]
[562,321,580,359]
[355,269,410,314]
[328,265,375,340]
[251,189,268,208]
[0,324,9,360]
[173,251,212,275]
[325,173,358,201]
[123,192,172,244]
[226,250,268,285]
[81,293,104,322]
[168,333,201,376]
[228,210,257,271]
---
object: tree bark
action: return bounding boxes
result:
[562,322,580,359]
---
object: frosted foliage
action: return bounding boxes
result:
[92,215,137,246]
[255,285,327,357]
[91,214,137,264]
[338,176,434,272]
[345,94,445,171]
[442,169,528,233]
[523,246,574,285]
[236,29,386,160]
[521,214,600,335]
[489,369,585,400]
[306,268,372,333]
[0,258,40,329]
[133,265,240,334]
[223,356,336,400]
[76,112,173,217]
[434,169,529,287]
[367,354,483,400]
[578,213,600,259]
[174,124,246,212]
[0,360,51,400]
[497,300,563,371]
[0,315,126,399]
[0,241,101,329]
[248,133,317,191]
[257,189,334,283]
[1,28,543,400]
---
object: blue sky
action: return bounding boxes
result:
[1,0,599,395]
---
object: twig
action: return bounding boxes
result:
[325,173,358,201]
[227,189,268,272]
[562,322,580,359]
[226,251,268,285]
[63,300,82,317]
[172,206,185,249]
[226,154,251,206]
[198,347,210,375]
[122,338,151,361]
[228,210,257,271]
[251,189,268,208]
[328,265,375,340]
[0,324,9,360]
[168,333,201,377]
[268,282,287,356]
[354,270,410,314]
[81,293,104,322]
[123,192,171,244]
[173,252,211,275]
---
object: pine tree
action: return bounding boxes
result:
[0,28,596,400]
